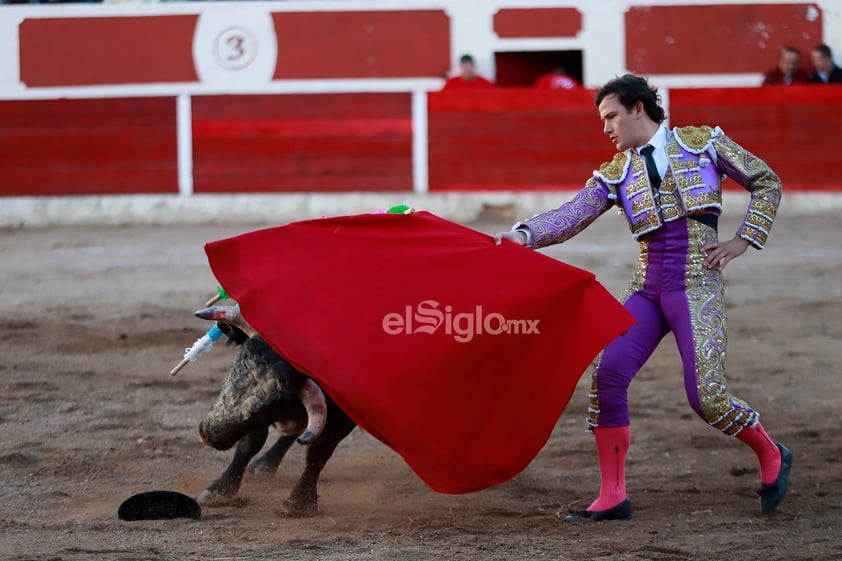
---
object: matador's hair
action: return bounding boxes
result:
[595,74,666,124]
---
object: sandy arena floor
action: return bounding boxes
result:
[1,209,840,560]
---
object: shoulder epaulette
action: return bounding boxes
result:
[673,125,722,154]
[593,151,631,184]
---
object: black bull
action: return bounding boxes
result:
[196,309,356,517]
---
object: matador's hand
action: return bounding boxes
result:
[701,236,751,270]
[493,230,527,246]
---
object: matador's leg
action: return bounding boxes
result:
[662,220,786,507]
[587,292,669,430]
[583,292,668,514]
[660,222,758,435]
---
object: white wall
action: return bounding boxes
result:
[1,0,840,101]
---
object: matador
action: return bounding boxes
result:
[495,74,791,521]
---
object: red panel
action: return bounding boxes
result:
[192,93,413,193]
[670,85,842,191]
[0,98,178,196]
[625,4,823,75]
[428,89,606,191]
[19,16,199,87]
[429,86,841,191]
[493,8,582,38]
[272,11,450,79]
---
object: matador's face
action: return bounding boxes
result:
[598,93,646,152]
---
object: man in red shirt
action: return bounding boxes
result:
[534,67,582,90]
[762,46,808,85]
[442,54,495,90]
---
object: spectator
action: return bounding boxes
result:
[807,44,842,83]
[534,67,583,90]
[442,54,494,90]
[762,46,808,85]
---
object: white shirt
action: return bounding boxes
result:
[636,125,669,181]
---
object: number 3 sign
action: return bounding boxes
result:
[193,11,278,85]
[214,26,258,70]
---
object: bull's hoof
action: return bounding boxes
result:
[275,499,319,518]
[196,489,249,508]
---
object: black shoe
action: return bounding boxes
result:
[563,499,632,521]
[757,443,792,513]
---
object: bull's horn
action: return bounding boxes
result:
[297,379,327,445]
[194,306,257,337]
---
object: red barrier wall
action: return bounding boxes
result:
[0,97,178,196]
[192,93,413,193]
[669,85,842,191]
[428,89,603,191]
[2,88,840,196]
[428,86,842,191]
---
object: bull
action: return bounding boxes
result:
[195,306,356,517]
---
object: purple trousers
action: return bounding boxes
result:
[587,217,759,436]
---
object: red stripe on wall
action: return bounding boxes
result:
[670,85,842,191]
[493,8,582,38]
[19,16,199,87]
[0,98,178,196]
[625,4,823,75]
[192,93,413,193]
[193,118,411,139]
[428,89,606,191]
[272,11,450,79]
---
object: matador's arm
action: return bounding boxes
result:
[711,131,783,249]
[513,177,613,249]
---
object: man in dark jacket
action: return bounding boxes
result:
[808,44,842,83]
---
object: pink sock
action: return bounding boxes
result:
[736,423,782,484]
[587,425,630,511]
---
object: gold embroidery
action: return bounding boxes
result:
[661,201,681,221]
[658,170,682,221]
[631,213,660,234]
[684,220,758,435]
[712,133,782,249]
[587,354,601,431]
[746,212,772,228]
[683,191,721,210]
[676,174,705,190]
[670,160,701,174]
[675,125,714,151]
[624,155,660,232]
[630,197,649,216]
[626,175,650,198]
[598,151,631,182]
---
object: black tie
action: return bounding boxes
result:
[640,144,661,188]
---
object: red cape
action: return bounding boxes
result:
[205,211,633,494]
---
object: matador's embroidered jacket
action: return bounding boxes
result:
[517,126,782,249]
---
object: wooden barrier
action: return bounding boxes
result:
[428,85,842,191]
[0,97,178,196]
[428,89,599,191]
[192,93,413,193]
[2,87,840,196]
[669,85,842,192]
